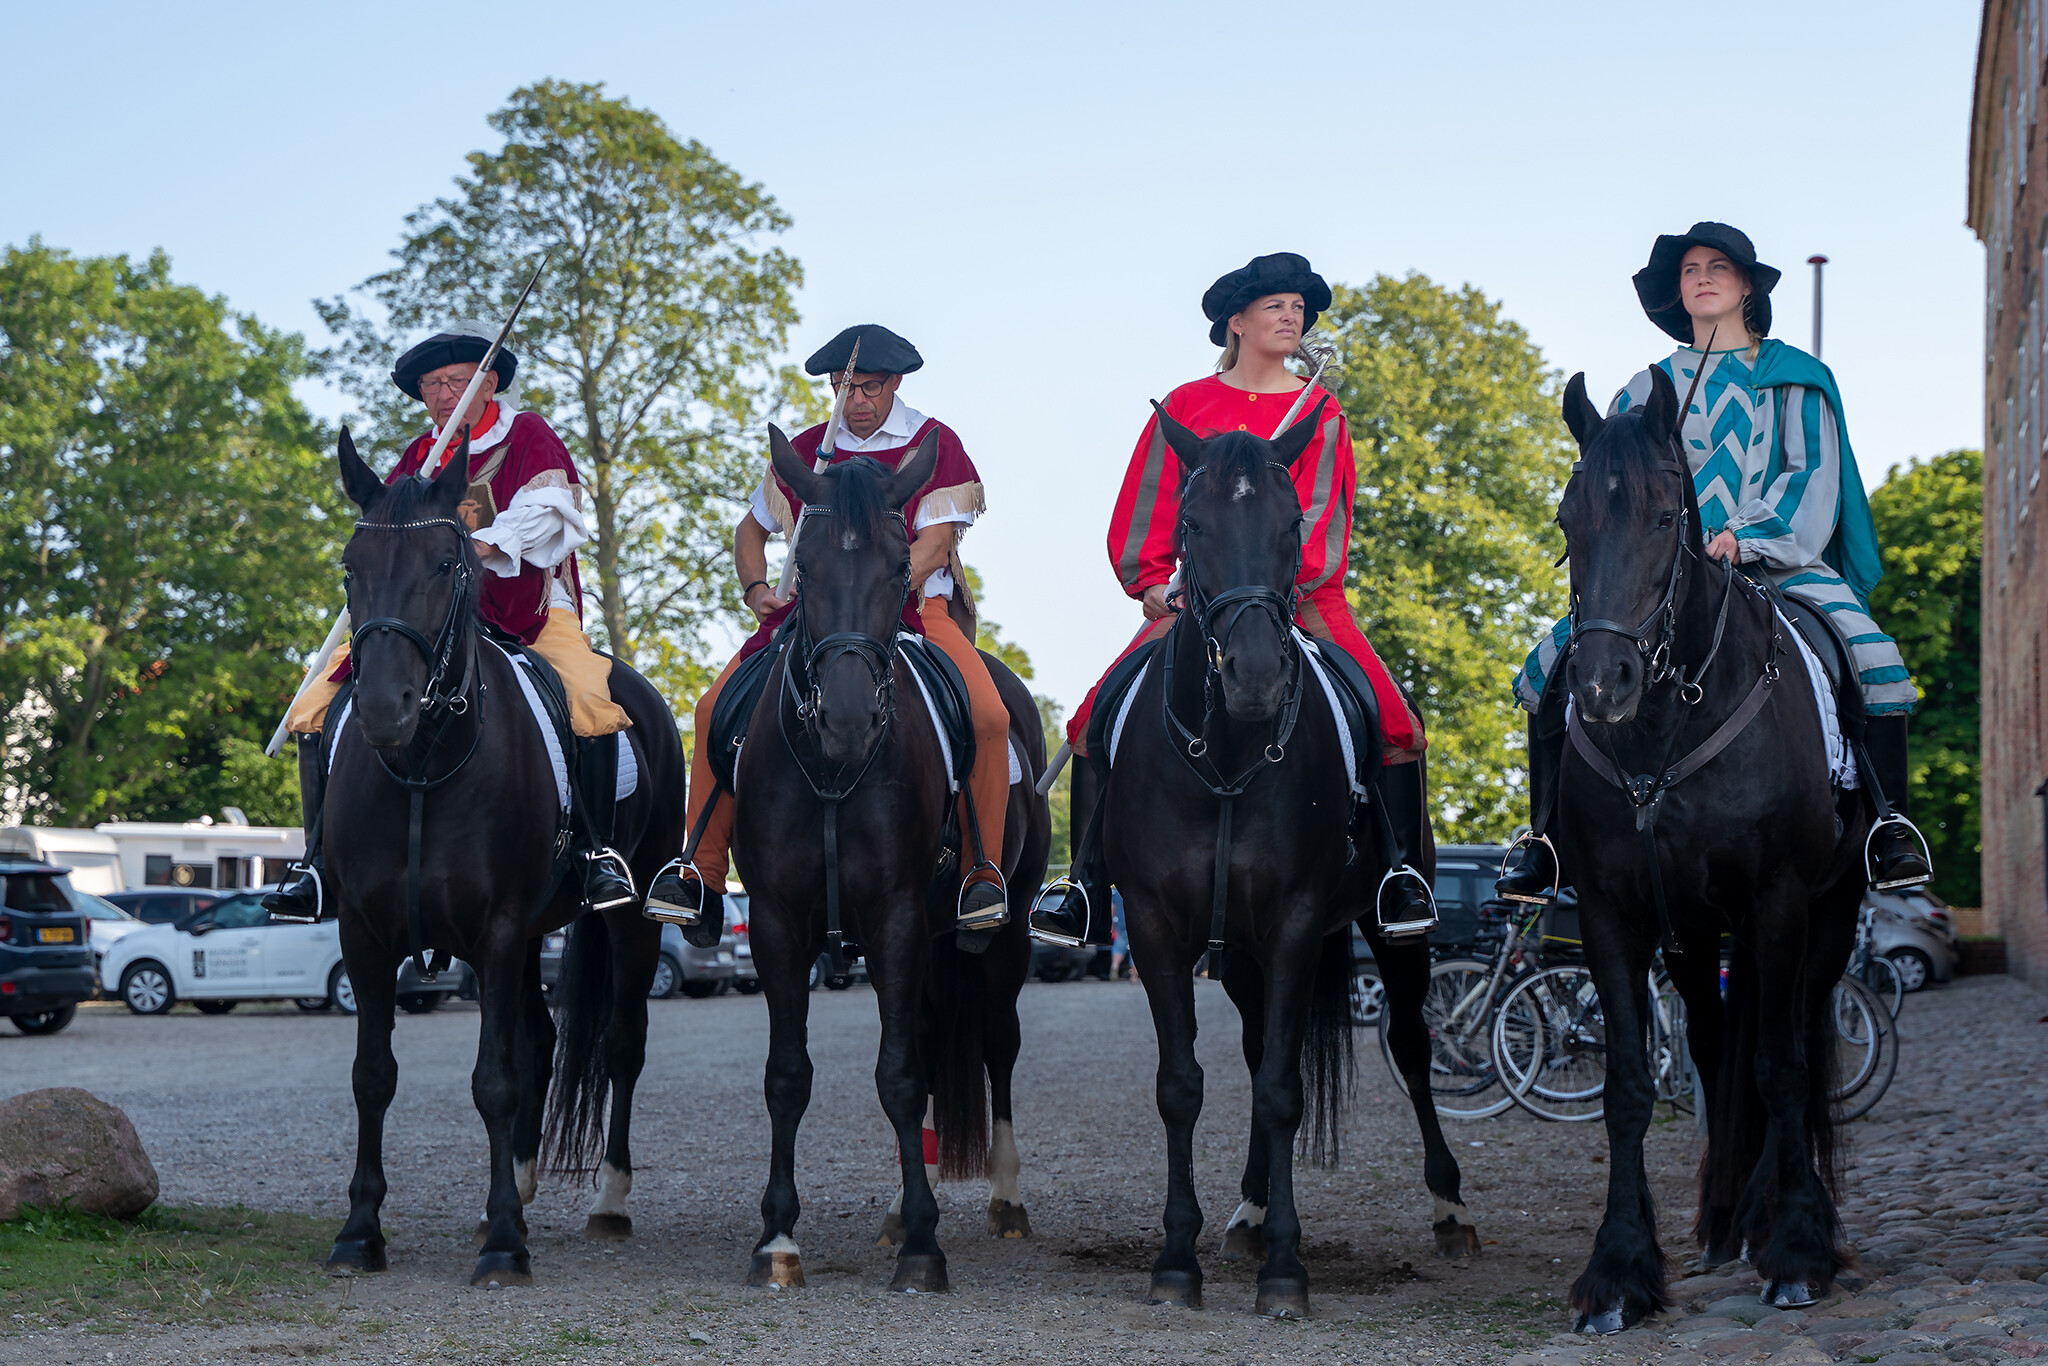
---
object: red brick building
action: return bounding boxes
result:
[1970,0,2048,984]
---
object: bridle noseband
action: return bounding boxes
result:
[349,516,478,721]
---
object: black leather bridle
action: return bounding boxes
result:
[348,516,479,722]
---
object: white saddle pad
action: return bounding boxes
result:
[1780,610,1858,789]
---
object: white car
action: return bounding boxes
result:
[98,890,350,1015]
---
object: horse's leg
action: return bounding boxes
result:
[328,942,399,1274]
[1744,881,1850,1307]
[1247,923,1322,1320]
[586,910,656,1241]
[983,938,1030,1239]
[876,1098,936,1248]
[1665,926,1733,1265]
[749,923,814,1288]
[1218,951,1268,1264]
[487,940,551,1248]
[1568,913,1663,1333]
[1373,934,1479,1258]
[471,927,536,1285]
[869,905,948,1294]
[1129,903,1204,1308]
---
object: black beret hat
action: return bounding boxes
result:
[1633,222,1781,344]
[1202,252,1333,347]
[390,332,516,401]
[804,323,923,377]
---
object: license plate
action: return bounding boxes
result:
[36,926,75,944]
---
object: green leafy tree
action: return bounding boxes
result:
[317,79,807,703]
[1321,273,1571,840]
[1867,450,1982,906]
[0,241,341,824]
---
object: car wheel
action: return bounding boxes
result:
[121,962,175,1016]
[1349,970,1386,1028]
[808,955,825,991]
[648,953,682,1000]
[194,1000,237,1015]
[329,964,358,1015]
[679,979,718,999]
[734,979,763,995]
[11,1005,78,1035]
[295,997,331,1012]
[1886,946,1935,993]
[397,993,440,1014]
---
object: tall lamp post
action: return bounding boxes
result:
[1808,254,1829,359]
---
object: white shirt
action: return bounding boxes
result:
[749,397,975,598]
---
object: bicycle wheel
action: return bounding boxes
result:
[1493,965,1608,1122]
[1650,971,1696,1114]
[1856,953,1905,1020]
[1379,957,1515,1120]
[1830,975,1899,1121]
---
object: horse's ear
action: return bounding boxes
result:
[1271,396,1329,468]
[768,423,829,507]
[338,425,383,511]
[1561,372,1604,452]
[430,429,472,506]
[1640,365,1680,448]
[1150,400,1206,466]
[881,426,942,509]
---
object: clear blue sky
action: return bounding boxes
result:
[2,0,1985,713]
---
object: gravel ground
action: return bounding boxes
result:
[1,971,2037,1364]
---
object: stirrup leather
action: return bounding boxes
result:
[643,856,706,925]
[583,847,637,912]
[266,862,324,924]
[1496,831,1559,905]
[1375,865,1439,939]
[1027,877,1091,948]
[1864,814,1934,891]
[956,863,1010,931]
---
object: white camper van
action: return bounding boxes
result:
[0,828,126,894]
[95,814,304,894]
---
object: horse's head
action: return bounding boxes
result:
[336,426,479,752]
[1154,398,1324,723]
[768,424,940,766]
[1555,367,1696,724]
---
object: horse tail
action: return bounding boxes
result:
[1300,926,1358,1168]
[543,910,613,1175]
[928,934,991,1183]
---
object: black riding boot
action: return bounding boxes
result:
[575,733,637,914]
[646,816,726,946]
[264,732,328,922]
[1497,684,1568,904]
[1863,714,1933,890]
[1029,755,1113,947]
[1372,756,1439,938]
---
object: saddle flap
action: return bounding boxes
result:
[1085,637,1162,765]
[1299,633,1384,796]
[708,643,780,794]
[898,635,975,787]
[1773,592,1864,729]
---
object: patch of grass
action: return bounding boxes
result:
[0,1203,331,1334]
[551,1322,613,1347]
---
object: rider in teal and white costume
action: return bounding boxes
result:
[1498,222,1932,900]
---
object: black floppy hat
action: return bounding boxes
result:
[1202,252,1333,347]
[1633,222,1781,344]
[805,324,923,377]
[390,331,517,402]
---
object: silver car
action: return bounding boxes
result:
[539,918,737,999]
[1866,886,1961,991]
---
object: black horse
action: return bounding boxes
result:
[733,428,1049,1292]
[323,430,687,1285]
[1551,368,1866,1331]
[1106,405,1478,1320]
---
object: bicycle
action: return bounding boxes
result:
[1844,901,1905,1021]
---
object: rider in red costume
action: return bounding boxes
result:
[1030,253,1432,946]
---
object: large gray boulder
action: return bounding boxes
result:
[0,1087,158,1220]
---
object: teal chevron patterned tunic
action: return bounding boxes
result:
[1514,343,1915,715]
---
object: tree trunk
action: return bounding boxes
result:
[582,374,632,666]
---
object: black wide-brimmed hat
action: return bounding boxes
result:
[1202,252,1332,347]
[390,330,517,401]
[805,323,923,377]
[1633,222,1781,344]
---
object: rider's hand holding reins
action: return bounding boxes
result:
[744,582,790,621]
[1141,583,1172,620]
[1705,530,1740,563]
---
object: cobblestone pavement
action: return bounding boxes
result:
[1510,973,2048,1366]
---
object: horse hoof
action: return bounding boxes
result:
[1760,1279,1818,1309]
[1433,1217,1482,1259]
[1218,1222,1264,1263]
[474,1216,529,1249]
[583,1213,632,1241]
[746,1250,805,1289]
[1255,1278,1310,1319]
[887,1253,949,1294]
[876,1211,907,1247]
[954,925,999,955]
[325,1238,387,1274]
[1574,1300,1628,1336]
[1146,1269,1202,1308]
[469,1250,532,1287]
[986,1199,1031,1239]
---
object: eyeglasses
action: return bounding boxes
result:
[419,374,482,396]
[830,377,892,398]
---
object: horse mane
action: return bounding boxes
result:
[1179,431,1276,498]
[1576,408,1671,535]
[368,471,441,524]
[817,456,895,546]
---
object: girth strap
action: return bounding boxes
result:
[1208,795,1234,955]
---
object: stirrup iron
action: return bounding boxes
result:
[584,847,637,913]
[1027,877,1091,948]
[956,863,1010,932]
[1375,865,1439,940]
[1865,814,1933,891]
[1496,831,1559,906]
[643,856,705,925]
[266,862,324,924]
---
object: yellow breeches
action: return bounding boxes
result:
[284,608,629,738]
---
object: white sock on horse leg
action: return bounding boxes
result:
[588,1161,631,1218]
[988,1118,1021,1206]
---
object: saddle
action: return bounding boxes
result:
[1769,589,1866,736]
[1084,638,1162,766]
[480,622,579,773]
[1299,633,1385,797]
